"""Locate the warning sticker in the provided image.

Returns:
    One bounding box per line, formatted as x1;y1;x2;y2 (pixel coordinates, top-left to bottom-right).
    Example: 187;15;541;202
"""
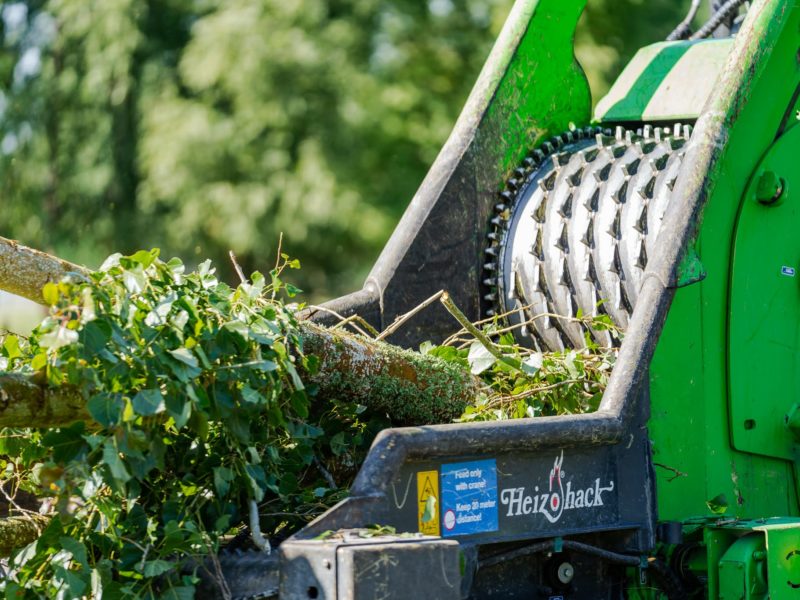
417;470;440;536
440;459;498;537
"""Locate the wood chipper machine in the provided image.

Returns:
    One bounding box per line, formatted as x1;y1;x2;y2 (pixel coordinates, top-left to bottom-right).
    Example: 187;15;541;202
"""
230;0;800;598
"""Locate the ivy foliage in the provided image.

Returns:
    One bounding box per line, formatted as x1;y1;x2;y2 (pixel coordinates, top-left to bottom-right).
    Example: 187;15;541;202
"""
0;249;618;597
0;249;371;598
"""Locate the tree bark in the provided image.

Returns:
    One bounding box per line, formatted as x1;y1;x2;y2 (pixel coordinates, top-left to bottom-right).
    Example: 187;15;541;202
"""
0;236;85;304
0;374;87;428
0;237;482;427
0;515;49;557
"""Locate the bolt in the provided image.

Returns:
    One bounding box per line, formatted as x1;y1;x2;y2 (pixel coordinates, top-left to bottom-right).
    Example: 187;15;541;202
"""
755;170;784;205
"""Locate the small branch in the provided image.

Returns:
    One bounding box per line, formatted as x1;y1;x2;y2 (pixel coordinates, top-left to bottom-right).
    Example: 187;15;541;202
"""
304;305;377;338
313;457;337;489
249;499;271;554
653;463;688;483
0;236;87;305
376;290;444;341
228;251;246;284
440;293;504;361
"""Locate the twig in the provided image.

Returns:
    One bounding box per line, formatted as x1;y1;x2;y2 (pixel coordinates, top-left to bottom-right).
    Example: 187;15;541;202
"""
305;304;377;338
376;290;444;341
440;292;522;373
228;251;247;284
274;232;284;274
487;378;601;406
314;457;337;489
653;463;688;483
249;499;271;554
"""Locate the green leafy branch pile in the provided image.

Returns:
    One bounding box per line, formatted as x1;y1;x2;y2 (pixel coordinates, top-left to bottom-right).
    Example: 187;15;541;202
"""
0;250;619;598
0;250;373;598
424;308;620;421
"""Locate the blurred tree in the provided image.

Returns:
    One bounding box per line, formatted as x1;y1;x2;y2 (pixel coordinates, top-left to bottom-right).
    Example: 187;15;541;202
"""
0;0;691;301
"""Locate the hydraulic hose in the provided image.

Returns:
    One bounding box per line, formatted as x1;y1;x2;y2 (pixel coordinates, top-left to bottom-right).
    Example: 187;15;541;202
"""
689;0;748;40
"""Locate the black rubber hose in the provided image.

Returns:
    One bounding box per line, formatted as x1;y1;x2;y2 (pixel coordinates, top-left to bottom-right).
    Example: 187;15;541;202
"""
666;0;702;41
647;558;689;600
689;0;748;40
478;539;641;569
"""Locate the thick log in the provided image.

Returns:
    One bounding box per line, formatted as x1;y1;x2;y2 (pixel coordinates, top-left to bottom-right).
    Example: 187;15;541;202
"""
0;236;85;304
0;374;87;427
0;515;49;557
302;323;480;425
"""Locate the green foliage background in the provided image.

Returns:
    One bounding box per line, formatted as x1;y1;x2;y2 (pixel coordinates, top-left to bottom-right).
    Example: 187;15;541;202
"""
0;0;694;301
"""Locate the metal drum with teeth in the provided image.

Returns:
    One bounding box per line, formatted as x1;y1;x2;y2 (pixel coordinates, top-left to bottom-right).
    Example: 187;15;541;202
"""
484;124;691;351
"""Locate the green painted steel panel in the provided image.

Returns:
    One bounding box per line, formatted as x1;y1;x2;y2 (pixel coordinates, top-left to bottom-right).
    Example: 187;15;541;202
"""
729;125;800;461
595;39;733;123
648;0;800;524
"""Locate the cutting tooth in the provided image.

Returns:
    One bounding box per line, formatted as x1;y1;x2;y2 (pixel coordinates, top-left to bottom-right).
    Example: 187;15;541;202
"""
532;228;544;259
635;205;648;234
667;177;677;191
586;188;600;212
613;178;629;203
615;126;624;141
673;123;682;137
507;178;520;190
523;157;536;169
552;153;568;167
636;241;648;269
487;232;498;241
499;190;514;202
625;130;633;144
484;293;497;302
543;141;555;154
622;160;640;176
559;195;573;218
654;128;662;143
555;223;569;251
484;262;497;271
533;199;547;223
565;131;575;143
593;163;612;183
585;256;599;284
581;220;595;247
494;203;507;213
514;167;526;178
596;133;606;147
533;149;546;162
636;185;648;200
643;124;653;139
609;210;622;239
682;124;692;139
491;216;503;226
485;247;497;257
486;309;495;317
609;244;623;274
483;278;495;287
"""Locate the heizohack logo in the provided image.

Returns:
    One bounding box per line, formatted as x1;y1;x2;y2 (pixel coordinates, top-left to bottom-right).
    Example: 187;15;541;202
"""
499;451;615;524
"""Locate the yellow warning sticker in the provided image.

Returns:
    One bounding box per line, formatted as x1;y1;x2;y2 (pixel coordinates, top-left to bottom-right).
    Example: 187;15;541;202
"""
417;470;440;536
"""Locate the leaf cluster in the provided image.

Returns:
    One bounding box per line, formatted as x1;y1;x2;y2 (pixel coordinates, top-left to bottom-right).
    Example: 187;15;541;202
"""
0;250;363;598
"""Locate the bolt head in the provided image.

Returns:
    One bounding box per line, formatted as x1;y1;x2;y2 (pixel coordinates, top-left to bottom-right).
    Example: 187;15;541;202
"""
756;170;784;204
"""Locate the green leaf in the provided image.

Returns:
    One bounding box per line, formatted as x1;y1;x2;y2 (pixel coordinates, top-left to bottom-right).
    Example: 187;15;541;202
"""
165;394;192;429
132;389;165;416
169;347;199;369
467;341;496;375
142;559;173;577
706;493;729;515
42;282;60;306
87;394;124;427
102;441;132;484
522;353;543;375
3;335;22;360
213;467;233;498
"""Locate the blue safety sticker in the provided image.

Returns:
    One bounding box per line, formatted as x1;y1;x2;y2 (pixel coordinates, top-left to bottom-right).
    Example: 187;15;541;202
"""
781;265;796;277
440;459;498;537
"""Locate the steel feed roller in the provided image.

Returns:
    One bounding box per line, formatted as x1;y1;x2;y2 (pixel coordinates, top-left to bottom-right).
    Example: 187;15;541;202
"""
485;124;692;351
